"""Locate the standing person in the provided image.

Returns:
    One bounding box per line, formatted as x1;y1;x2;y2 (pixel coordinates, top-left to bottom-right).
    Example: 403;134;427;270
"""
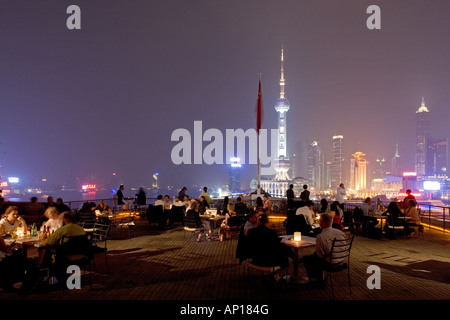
300;185;310;203
336;183;346;212
286;184;295;209
117;185;126;205
199;187;212;205
254;197;264;213
178;187;188;200
263;194;272;214
404;189;416;202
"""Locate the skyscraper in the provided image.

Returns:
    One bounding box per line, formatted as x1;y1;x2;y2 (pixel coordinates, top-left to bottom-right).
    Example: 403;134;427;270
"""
350;151;367;191
415;98;430;177
435;138;448;176
391;144;401;176
229;157;241;193
331;135;344;188
307;140;325;191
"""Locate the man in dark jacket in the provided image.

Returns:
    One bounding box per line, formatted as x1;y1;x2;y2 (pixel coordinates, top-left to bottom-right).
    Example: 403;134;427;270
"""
247;214;293;282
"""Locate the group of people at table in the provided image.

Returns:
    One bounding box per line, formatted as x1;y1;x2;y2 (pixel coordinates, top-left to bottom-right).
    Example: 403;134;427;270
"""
0;198;113;293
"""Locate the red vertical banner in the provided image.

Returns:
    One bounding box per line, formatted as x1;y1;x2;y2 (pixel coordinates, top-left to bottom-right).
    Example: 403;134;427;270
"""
256;77;263;134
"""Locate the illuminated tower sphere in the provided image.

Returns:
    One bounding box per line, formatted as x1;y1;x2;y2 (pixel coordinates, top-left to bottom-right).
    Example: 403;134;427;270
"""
274;47;290;181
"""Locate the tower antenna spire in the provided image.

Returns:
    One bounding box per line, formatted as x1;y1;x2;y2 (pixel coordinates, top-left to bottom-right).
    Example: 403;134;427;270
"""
280;46;285;99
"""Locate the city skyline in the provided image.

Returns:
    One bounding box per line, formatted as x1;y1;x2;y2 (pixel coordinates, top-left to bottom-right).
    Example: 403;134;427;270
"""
1;1;450;192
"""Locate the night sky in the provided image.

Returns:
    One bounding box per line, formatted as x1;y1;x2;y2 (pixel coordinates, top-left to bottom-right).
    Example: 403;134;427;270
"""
1;0;449;190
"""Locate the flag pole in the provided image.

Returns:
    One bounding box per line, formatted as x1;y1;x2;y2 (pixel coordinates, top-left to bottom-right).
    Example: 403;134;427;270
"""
257;73;261;195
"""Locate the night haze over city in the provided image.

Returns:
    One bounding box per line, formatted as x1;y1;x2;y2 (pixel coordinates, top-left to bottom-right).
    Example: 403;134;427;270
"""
1;0;450;200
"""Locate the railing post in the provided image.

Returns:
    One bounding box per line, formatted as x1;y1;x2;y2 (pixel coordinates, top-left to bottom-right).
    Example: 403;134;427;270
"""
429;205;431;230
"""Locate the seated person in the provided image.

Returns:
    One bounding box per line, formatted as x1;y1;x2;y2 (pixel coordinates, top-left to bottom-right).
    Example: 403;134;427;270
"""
0;206;28;236
40;207;64;233
235;197;249;216
295;200;316;226
360;197;378;226
96;200;112;215
185;200;211;240
163;195;172;211
77;202;97;227
404;199;420;236
55;198;70;214
263;195;272;215
154;195;165;208
301;213;347;285
37;212;88;281
361;197;375;216
198;196;209;215
0;236;28;292
172;197;185;207
247;214;293;282
330;201;344;230
319;199;329;213
243;211;259;236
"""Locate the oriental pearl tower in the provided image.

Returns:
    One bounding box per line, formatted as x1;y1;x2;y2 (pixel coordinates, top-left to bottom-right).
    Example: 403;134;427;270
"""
274;47;291;181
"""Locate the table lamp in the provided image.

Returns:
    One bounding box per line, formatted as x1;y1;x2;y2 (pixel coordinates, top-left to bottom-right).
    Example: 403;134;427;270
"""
294;232;302;242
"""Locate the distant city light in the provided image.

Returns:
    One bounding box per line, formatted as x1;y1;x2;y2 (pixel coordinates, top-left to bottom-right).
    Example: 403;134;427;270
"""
8;177;19;183
423;181;440;191
42;178;47;182
402;172;417;176
82;184;97;190
0;182;8;187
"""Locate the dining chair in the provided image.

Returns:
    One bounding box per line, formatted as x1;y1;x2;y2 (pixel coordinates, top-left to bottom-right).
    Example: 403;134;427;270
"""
91;222;110;272
57;234;94;291
183;212;205;241
117;214;136;239
323;234;355;299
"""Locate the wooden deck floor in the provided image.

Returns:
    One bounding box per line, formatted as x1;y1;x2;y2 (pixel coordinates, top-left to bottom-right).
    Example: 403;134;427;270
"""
3;217;450;315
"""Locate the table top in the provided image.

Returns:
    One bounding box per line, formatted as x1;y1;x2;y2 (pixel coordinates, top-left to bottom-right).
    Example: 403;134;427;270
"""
280;235;316;248
4;236;43;247
199;214;225;221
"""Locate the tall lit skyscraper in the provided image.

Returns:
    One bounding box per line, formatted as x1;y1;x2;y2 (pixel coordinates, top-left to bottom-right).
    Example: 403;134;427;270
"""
273;47;290;181
415;98;430;177
307;141;325;191
331;135;344;188
435;138;448;176
350;151;367;191
229;157;241;193
391;144;401;176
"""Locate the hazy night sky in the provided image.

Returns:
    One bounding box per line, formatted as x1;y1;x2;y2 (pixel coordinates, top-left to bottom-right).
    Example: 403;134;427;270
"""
1;0;449;191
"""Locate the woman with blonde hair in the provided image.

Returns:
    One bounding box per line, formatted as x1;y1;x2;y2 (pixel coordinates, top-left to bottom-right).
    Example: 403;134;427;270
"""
40;206;63;233
0;206;28;235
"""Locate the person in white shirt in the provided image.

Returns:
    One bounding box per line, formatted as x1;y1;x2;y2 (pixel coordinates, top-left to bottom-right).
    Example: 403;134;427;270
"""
0;206;27;236
361;197;375;217
199;187;212;205
295;201;315;226
163;195;172;210
336;183;346;211
300;213;347;285
243;211;259;236
40;207;63;233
